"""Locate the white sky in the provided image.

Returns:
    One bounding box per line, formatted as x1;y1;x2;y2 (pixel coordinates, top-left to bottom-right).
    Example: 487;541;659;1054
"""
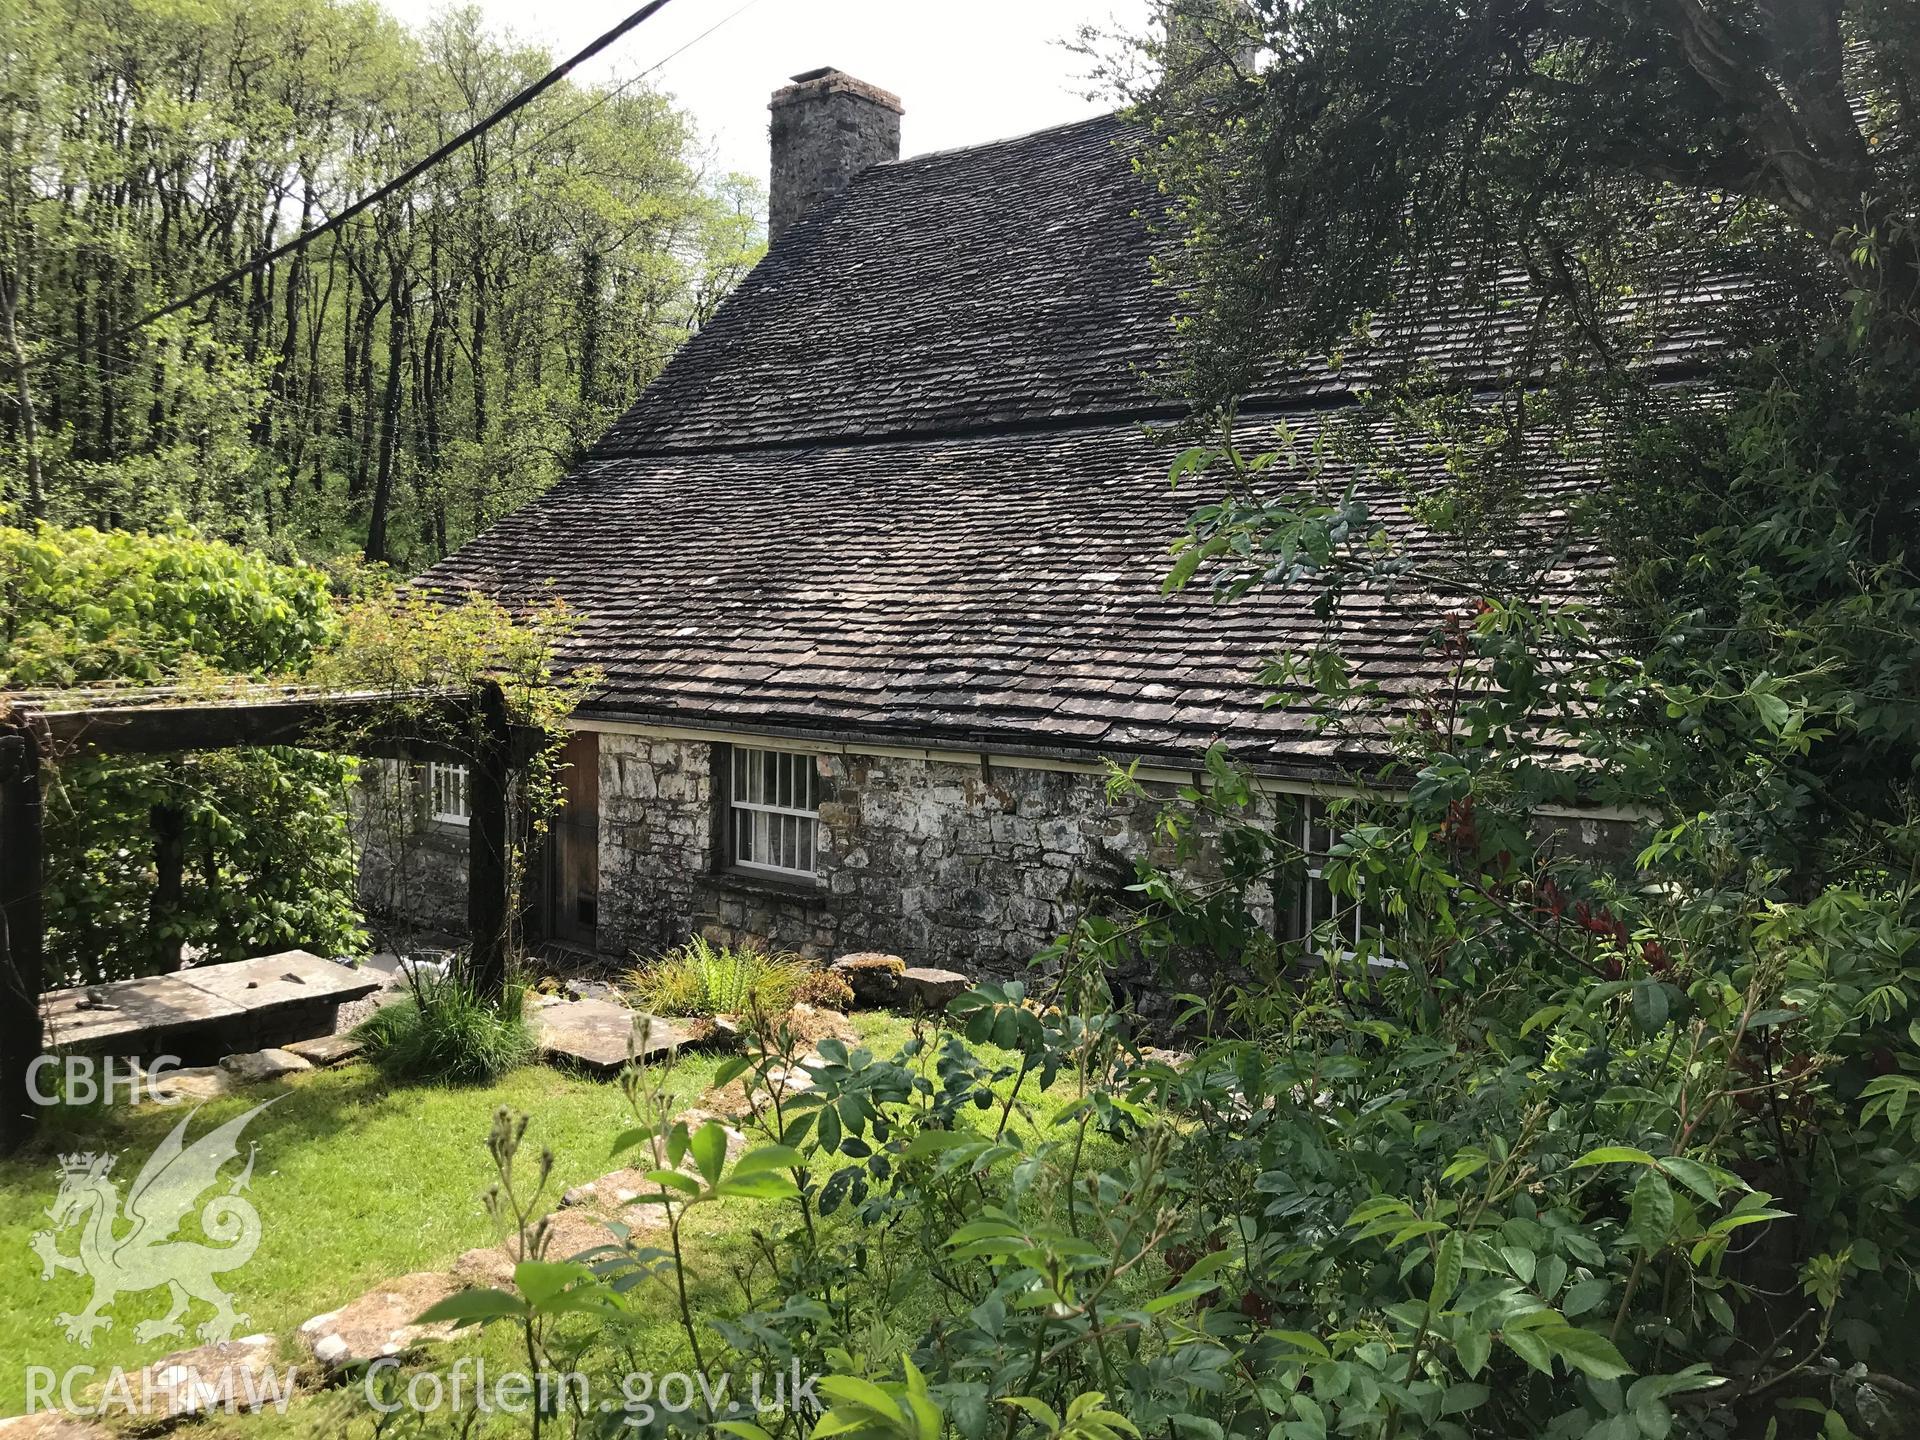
379;0;1155;188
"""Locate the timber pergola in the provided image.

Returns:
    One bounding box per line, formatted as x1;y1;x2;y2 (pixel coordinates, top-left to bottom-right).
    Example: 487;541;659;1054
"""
0;682;547;1152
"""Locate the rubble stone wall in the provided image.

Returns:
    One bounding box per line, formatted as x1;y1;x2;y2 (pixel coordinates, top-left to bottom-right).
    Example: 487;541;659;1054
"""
594;733;1274;1005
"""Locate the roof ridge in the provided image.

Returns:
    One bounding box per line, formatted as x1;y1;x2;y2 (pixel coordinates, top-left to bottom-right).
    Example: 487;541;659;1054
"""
876;109;1139;170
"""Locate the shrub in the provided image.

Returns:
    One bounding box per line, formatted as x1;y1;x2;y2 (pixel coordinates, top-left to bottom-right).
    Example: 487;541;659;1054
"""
0;523;363;982
354;975;535;1085
788;966;855;1010
625;936;823;1017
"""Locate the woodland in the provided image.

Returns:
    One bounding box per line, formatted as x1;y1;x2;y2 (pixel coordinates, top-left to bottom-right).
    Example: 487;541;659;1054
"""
0;0;762;568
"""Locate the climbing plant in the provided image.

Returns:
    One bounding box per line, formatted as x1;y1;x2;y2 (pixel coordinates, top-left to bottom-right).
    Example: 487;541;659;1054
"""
0;522;360;981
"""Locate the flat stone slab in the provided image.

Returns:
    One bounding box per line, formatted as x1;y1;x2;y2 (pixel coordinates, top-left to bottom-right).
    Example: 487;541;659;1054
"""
41;974;246;1054
1139;1046;1195;1071
897;967;970;1011
285;1033;364;1068
0;1414;113;1438
561;1112;749;1208
704;1055;825;1123
41;951;381;1056
533;997;684;1076
220;1048;313;1084
146;1065;236;1104
177;951;383;1010
296;1273;459;1377
453;1209;625;1287
127;1334;289;1425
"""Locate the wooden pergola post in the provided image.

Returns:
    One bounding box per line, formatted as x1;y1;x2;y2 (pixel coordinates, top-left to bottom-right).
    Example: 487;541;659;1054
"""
0;683;542;1154
0;725;45;1154
465;681;512;1000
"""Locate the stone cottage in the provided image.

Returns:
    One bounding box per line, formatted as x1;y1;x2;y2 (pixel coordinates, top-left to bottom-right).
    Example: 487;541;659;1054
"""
382;68;1662;974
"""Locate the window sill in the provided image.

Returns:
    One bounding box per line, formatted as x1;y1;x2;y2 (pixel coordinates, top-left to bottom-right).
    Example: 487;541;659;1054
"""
702;868;824;903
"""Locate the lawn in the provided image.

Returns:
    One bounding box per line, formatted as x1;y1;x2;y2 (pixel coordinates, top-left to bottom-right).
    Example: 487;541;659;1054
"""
0;1009;1060;1434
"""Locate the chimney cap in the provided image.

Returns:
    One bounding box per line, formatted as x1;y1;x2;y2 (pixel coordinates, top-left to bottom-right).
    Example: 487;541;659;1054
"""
770;67;904;115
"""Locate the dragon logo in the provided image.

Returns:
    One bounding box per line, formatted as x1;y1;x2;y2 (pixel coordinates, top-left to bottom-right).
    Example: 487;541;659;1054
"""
30;1102;273;1347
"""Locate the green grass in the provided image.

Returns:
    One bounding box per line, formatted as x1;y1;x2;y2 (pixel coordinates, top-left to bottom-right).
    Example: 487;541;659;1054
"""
625;935;845;1017
0;1010;1101;1435
353;978;538;1084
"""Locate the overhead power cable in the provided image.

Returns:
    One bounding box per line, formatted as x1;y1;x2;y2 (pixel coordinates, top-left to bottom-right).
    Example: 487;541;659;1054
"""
505;0;767;164
104;0;681;346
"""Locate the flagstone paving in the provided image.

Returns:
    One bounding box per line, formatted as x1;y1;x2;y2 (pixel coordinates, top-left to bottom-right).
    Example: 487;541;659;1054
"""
295;1273;460;1377
530;996;685;1076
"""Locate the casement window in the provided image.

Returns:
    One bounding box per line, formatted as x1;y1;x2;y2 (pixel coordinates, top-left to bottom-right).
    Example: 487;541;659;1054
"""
726;747;822;879
1287;797;1364;947
427;761;471;827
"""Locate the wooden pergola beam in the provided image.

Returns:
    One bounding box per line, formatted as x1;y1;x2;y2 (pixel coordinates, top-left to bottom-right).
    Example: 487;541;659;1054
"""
0;682;538;1154
28;686;543;764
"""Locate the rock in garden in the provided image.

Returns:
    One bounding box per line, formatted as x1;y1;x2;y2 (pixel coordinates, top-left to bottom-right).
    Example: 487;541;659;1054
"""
681;1014;745;1054
560;1114;749;1208
775;1003;859;1047
219;1049;312;1084
295;1273;460;1378
829;952;905;1008
534;997;684;1076
145;1066;235;1104
1139;1046;1195;1071
702;1055;824;1124
284;1034;364;1068
452;1209;623;1287
0;1414;114;1438
128;1334;289;1425
895;967;969;1011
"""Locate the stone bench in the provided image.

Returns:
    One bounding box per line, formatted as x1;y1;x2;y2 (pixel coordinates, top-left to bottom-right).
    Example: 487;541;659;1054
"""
40;950;384;1065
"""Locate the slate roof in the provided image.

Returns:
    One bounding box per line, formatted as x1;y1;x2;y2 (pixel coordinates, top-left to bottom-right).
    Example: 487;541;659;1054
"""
424;111;1709;774
593;116;1175;455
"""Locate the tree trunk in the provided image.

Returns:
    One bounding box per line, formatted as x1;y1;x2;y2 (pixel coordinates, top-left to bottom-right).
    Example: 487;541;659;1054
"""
0;273;44;521
364;266;406;563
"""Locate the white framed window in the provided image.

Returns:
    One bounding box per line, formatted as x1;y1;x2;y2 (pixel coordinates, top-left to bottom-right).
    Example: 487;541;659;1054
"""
1289;798;1363;947
727;747;821;879
427;761;471;827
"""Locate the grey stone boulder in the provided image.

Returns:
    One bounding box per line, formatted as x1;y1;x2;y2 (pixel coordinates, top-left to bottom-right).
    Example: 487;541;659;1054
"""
896;967;970;1012
829;952;905;1009
220;1049;313;1084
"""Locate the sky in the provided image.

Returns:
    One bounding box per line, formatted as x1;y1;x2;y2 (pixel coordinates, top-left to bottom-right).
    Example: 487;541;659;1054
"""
379;0;1157;187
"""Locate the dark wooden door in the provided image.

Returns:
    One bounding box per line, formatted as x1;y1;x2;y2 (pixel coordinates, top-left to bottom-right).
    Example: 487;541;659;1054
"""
549;732;599;947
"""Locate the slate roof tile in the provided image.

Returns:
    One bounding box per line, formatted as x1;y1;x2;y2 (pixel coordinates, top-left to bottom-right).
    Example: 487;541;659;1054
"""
422;110;1729;773
426;415;1607;770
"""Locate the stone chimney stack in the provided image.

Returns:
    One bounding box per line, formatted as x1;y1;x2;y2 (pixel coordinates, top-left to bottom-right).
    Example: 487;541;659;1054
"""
768;68;903;243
